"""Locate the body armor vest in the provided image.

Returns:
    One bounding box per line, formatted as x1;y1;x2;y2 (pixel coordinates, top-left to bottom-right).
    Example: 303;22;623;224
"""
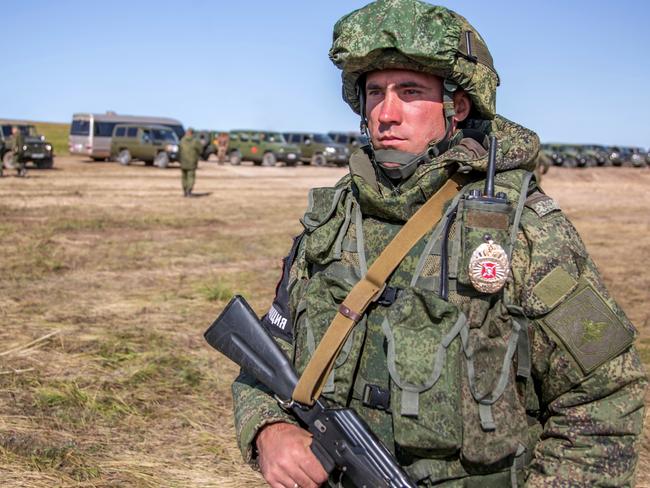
289;166;538;486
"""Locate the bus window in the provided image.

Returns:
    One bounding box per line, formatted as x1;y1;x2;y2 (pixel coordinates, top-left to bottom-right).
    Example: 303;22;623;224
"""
95;122;117;137
71;120;90;135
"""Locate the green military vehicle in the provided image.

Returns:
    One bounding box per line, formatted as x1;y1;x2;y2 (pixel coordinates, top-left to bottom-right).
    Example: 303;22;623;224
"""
581;145;609;166
227;130;301;166
1;120;54;169
283;132;349;166
196;130;217;161
110;124;179;167
540;144;566;167
328;131;368;156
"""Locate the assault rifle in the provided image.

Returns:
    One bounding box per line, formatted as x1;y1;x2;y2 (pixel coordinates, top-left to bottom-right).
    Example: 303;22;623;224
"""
204;295;416;488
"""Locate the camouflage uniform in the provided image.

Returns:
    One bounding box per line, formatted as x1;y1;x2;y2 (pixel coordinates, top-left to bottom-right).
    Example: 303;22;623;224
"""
232;1;647;486
179;132;202;196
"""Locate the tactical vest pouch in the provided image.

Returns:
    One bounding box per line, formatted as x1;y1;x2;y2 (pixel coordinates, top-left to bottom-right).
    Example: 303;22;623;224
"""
292;270;365;405
459;300;530;467
457;198;513;288
381;287;464;455
302;187;350;265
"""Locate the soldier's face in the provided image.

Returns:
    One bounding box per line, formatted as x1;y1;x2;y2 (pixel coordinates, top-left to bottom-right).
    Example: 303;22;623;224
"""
365;69;445;154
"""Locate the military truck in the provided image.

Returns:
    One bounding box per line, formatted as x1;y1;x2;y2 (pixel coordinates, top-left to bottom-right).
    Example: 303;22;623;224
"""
0;120;54;169
227;130;301;166
328;131;368;155
283;132;349;166
110;124;179;167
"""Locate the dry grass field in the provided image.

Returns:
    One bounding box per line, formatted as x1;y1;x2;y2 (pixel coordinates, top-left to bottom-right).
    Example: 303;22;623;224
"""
0;157;648;487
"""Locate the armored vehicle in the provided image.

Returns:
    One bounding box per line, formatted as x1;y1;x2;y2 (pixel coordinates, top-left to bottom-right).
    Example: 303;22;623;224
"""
110;124;179;167
283;132;349;166
328;131;368;155
0;120;54;169
227;130;300;166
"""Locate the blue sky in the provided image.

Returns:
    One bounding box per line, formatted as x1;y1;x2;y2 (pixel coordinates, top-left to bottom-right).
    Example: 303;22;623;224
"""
3;1;649;147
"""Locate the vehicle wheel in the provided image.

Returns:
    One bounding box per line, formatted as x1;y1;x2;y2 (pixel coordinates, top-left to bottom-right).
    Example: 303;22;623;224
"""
117;149;132;166
310;153;327;166
262;152;276;167
154;152;169;168
36;158;54;169
2;151;15;169
229;150;242;166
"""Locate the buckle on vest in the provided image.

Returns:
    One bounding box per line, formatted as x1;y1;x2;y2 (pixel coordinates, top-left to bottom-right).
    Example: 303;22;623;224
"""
376;286;400;306
362;384;391;411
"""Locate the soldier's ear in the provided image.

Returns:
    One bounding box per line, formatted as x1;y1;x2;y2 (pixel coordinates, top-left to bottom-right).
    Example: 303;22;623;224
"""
452;90;471;123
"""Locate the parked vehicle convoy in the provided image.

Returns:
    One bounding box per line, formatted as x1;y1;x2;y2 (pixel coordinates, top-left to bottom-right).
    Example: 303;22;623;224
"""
110;124;179;167
283;132;349;166
0;119;54;169
328;131;368;155
69;112;184;161
227;130;301;166
581;145;609;166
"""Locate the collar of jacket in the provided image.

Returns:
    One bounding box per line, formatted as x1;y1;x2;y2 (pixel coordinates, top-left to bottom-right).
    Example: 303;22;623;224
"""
347;115;539;223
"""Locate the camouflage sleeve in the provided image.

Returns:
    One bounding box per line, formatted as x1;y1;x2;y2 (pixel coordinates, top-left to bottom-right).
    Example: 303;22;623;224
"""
230;233;307;465
510;199;648;487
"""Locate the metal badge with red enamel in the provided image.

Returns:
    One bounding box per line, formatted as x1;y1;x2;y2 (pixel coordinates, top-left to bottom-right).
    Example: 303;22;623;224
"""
468;237;510;293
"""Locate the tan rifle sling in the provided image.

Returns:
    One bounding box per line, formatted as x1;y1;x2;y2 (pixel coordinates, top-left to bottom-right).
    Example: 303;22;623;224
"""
292;173;467;405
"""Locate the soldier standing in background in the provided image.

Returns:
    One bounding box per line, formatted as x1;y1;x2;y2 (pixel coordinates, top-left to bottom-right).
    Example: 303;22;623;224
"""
216;132;229;164
12;126;27;177
230;1;647;487
179;128;202;197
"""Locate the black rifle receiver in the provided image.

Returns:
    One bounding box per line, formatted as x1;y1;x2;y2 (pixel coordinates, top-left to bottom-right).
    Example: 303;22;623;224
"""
204;295;416;488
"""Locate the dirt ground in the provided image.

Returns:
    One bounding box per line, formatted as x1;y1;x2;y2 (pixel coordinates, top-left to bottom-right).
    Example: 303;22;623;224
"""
0;157;648;487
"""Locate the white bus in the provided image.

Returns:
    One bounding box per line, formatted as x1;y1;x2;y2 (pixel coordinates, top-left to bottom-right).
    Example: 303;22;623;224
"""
69;112;184;160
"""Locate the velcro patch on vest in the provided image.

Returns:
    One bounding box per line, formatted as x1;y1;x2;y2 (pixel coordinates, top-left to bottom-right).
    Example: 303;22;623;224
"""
532;267;578;310
465;209;510;229
541;284;634;374
525;193;560;218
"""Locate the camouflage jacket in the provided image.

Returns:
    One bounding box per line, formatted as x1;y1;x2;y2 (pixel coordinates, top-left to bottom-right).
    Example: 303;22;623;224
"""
232;116;647;487
179;135;202;170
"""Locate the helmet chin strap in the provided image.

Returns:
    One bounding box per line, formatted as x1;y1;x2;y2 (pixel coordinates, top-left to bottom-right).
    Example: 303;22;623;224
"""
357;78;460;188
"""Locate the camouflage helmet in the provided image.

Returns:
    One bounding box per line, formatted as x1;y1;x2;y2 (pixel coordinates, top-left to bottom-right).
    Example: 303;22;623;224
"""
329;0;500;120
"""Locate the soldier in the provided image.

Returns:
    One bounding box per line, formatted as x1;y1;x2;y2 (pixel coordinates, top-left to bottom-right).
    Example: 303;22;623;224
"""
231;1;647;487
179;127;202;197
11;126;27;177
216;131;230;165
